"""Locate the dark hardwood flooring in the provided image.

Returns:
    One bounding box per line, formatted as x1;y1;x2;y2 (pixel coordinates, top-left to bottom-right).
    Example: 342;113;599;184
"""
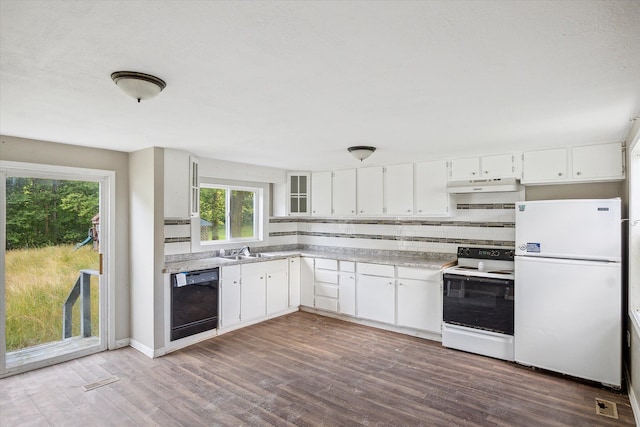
0;312;634;426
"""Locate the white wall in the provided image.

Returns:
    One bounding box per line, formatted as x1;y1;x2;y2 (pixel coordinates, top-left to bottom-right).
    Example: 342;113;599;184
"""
129;147;166;354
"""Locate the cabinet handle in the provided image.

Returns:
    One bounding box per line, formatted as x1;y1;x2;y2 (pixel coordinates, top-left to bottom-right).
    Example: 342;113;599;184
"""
360;210;364;213
576;171;582;176
398;282;403;286
418;209;423;213
268;275;272;279
260;276;264;279
558;172;563;176
484;170;488;174
407;209;411;213
471;172;476;175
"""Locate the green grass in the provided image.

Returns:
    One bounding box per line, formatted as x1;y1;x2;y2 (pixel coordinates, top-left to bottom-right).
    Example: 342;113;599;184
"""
4;245;100;352
202;225;255;241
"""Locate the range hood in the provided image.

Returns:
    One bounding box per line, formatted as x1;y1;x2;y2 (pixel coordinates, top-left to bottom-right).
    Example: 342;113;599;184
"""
446;177;520;193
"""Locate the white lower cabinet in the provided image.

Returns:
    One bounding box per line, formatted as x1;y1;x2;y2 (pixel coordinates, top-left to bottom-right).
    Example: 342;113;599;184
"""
339;261;356;316
240;263;267;322
396;267;442;333
356;263;395;324
241;259;288;321
288;257;301;307
314;258;339;312
266;261;289;316
300;257;315;307
220;265;241;329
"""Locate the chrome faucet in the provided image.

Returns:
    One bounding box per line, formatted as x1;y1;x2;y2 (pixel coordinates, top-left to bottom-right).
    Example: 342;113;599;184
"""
240;246;250;256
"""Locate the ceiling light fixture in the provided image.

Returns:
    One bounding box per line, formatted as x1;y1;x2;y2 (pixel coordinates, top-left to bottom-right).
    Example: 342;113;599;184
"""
111;71;166;103
348;146;376;161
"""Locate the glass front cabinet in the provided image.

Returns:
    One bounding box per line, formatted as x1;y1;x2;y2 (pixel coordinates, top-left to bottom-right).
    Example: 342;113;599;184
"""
287;172;310;216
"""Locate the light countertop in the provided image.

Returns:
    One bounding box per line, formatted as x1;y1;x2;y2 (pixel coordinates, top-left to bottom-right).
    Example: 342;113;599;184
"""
164;249;456;274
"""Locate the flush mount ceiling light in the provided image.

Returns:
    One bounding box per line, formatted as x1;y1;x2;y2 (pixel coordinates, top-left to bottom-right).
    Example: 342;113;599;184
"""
111;71;166;103
348;146;376;161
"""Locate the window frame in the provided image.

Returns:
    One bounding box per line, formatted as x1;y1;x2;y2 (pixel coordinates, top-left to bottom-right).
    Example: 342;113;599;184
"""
194;178;265;249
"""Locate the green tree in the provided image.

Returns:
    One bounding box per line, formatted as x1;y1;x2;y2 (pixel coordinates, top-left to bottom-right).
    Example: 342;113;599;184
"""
5;177;99;249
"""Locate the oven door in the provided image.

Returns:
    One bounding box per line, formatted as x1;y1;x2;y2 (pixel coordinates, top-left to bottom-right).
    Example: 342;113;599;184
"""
443;273;514;335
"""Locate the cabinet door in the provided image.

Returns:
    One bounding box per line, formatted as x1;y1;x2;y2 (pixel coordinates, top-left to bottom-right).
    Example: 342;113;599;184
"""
356;274;395;324
311;171;332;216
287;173;310;216
288;257;300;307
300;258;315;307
522;148;568;183
266;269;289;315
572;142;624;180
385;164;414;215
481;154;514;179
339;271;356;316
164;149;191;218
220;265;241;328
397;278;442;333
240;270;266;322
332;169;357;215
415;160;454;216
357;166;384;215
449;157;480;180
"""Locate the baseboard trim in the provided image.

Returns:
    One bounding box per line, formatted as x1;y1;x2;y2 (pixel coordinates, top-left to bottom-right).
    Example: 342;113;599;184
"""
129;339;156;358
113;338;130;350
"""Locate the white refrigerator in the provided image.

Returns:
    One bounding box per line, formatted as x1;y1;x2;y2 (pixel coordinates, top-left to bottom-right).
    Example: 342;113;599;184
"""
514;198;621;387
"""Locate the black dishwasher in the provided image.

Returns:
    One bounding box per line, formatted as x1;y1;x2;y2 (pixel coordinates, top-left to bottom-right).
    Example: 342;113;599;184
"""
170;268;219;341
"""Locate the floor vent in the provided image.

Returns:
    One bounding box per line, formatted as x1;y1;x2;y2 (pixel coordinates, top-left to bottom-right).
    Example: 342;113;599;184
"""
595;398;618;419
82;376;120;392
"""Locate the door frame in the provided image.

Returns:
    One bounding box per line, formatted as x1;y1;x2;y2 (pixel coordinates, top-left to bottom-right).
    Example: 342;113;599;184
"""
0;160;115;377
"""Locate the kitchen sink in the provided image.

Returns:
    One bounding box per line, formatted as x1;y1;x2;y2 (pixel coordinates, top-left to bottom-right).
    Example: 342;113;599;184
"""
222;253;270;260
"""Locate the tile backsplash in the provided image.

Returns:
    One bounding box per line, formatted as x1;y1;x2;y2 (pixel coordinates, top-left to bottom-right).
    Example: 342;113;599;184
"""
165;192;520;257
268;192;520;254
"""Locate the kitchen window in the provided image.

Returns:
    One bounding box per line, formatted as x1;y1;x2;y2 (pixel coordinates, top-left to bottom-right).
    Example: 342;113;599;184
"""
199;183;262;244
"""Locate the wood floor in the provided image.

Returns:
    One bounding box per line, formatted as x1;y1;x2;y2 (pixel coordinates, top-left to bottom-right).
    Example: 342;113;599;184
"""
0;312;635;426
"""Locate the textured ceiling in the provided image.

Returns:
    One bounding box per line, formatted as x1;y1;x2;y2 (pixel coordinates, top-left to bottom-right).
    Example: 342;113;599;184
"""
1;1;639;171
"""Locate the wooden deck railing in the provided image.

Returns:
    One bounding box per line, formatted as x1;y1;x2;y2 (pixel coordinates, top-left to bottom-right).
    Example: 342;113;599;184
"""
62;269;99;339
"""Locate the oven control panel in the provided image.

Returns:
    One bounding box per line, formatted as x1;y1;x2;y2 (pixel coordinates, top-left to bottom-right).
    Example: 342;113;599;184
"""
457;246;514;261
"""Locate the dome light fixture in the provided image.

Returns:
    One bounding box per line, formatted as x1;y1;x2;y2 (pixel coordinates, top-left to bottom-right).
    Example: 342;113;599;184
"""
111;71;166;103
348;146;376;161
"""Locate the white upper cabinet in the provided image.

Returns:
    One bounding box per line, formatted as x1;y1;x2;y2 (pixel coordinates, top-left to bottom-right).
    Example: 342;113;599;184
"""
449;156;481;180
571;142;624;181
311;171;332;216
164;149;191;219
287;172;310;216
332;169;357;216
522;143;624;185
480;154;515;179
384;163;414;216
415;160;455;217
357;166;384;215
522;148;569;184
449;154;515;181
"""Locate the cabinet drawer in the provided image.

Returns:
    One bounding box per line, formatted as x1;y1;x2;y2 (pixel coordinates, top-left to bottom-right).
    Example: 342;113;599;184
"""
358;263;394;277
315;258;338;270
315;283;338;298
315;269;338;284
315;296;338;312
340;261;355;272
397;267;440;281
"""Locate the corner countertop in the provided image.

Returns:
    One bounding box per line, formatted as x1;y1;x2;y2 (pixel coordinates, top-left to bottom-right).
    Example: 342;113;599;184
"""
164;249;456;274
